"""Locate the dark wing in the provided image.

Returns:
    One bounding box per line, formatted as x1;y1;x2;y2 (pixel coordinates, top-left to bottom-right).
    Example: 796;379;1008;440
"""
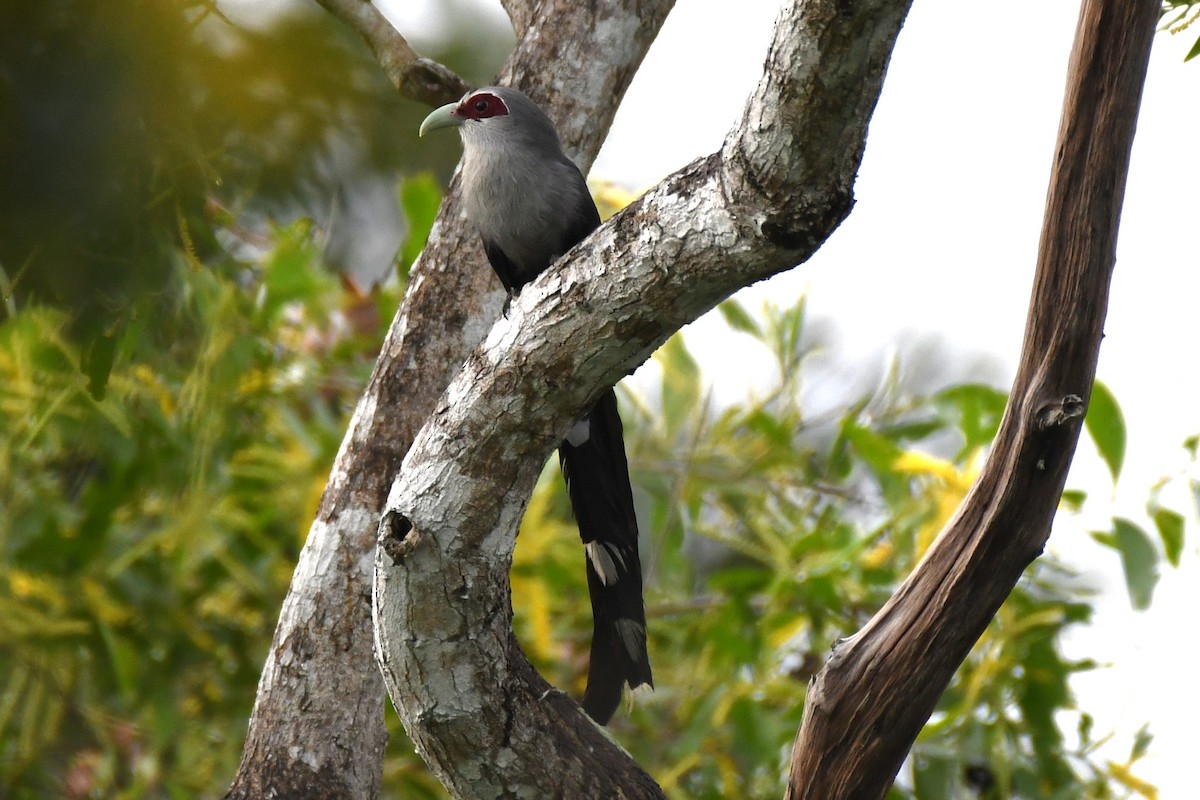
557;174;602;255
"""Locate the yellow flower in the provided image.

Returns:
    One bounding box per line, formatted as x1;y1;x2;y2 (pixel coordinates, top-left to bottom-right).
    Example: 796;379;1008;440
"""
1108;761;1158;799
133;364;175;417
893;448;984;555
860;540;894;570
510;479;566;662
589;180;643;221
82;578;133;626
9;570;64;608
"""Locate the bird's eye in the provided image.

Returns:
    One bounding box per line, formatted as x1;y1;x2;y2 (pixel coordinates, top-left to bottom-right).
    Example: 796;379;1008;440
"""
460;92;509;121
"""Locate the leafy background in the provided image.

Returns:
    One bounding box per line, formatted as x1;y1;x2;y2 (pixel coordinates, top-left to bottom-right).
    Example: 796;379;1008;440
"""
1;1;1195;798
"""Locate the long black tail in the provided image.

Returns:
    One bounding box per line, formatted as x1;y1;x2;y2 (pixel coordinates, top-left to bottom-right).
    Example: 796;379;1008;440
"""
558;388;652;724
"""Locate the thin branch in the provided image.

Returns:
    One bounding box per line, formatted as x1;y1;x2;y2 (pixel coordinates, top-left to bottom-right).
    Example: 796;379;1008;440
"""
372;0;912;796
784;0;1160;796
312;0;468;105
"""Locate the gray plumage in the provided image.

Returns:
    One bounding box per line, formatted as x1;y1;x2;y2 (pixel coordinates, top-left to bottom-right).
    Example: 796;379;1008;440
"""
456;87;601;292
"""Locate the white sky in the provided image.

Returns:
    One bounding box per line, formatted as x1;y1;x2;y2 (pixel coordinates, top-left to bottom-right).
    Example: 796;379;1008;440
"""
385;0;1198;794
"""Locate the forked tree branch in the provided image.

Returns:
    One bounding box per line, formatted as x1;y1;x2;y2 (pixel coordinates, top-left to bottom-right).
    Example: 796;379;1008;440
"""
312;0;468;104
372;0;913;796
227;2;673;798
784;0;1159;796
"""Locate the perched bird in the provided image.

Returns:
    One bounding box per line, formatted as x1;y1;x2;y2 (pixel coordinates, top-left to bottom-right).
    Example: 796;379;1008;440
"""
420;87;651;724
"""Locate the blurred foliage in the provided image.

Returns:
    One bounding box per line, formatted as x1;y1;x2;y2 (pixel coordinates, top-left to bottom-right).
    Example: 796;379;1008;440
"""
0;155;452;796
0;0;505;397
1085;381;1126;485
1083;432;1200;612
1162;1;1200;60
0;210;414;796
1073;377;1197;613
0;0;500;790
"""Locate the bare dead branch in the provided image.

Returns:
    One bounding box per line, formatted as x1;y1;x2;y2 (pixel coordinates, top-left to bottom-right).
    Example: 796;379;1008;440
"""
783;0;1160;797
372;0;913;797
312;0;468;105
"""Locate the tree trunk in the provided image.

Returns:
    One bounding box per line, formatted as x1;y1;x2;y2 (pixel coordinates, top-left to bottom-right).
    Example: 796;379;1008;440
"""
226;2;673;798
372;0;913;797
784;0;1159;796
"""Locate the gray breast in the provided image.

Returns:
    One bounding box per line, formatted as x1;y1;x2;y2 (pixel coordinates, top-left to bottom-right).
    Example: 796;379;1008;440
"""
461;135;584;275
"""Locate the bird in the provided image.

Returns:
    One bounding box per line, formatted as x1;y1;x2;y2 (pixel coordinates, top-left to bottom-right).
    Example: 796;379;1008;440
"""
420;86;652;724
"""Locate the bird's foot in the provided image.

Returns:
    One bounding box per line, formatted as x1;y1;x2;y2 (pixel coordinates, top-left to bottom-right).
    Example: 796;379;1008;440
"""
502;290;519;318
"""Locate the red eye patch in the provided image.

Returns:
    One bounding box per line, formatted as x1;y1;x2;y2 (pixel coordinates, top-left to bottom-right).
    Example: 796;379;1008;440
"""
456;91;509;121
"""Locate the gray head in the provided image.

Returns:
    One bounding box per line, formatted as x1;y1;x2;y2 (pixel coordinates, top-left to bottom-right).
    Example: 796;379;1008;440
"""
419;86;595;284
419;86;565;156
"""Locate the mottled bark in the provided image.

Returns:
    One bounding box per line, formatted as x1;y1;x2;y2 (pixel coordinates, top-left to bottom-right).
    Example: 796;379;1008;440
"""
499;0;536;40
226;2;674;798
784;0;1159;797
372;0;913;797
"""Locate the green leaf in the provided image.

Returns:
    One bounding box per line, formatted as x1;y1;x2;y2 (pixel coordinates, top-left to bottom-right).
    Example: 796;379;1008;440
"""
1186;33;1200;62
743;406;792;450
1084;380;1125;483
1059;489;1087;512
398;173;443;282
1151;507;1184;567
82;326;121;401
718;299;761;338
1110;518;1160;610
773;297;806;366
842;421;903;475
655;334;701;437
879;417;945;443
1161;6;1190;29
934;383;1008;456
1129;723;1153;762
1183;433;1198;459
1077;712;1094;747
262;218;327;318
911;752;954;800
